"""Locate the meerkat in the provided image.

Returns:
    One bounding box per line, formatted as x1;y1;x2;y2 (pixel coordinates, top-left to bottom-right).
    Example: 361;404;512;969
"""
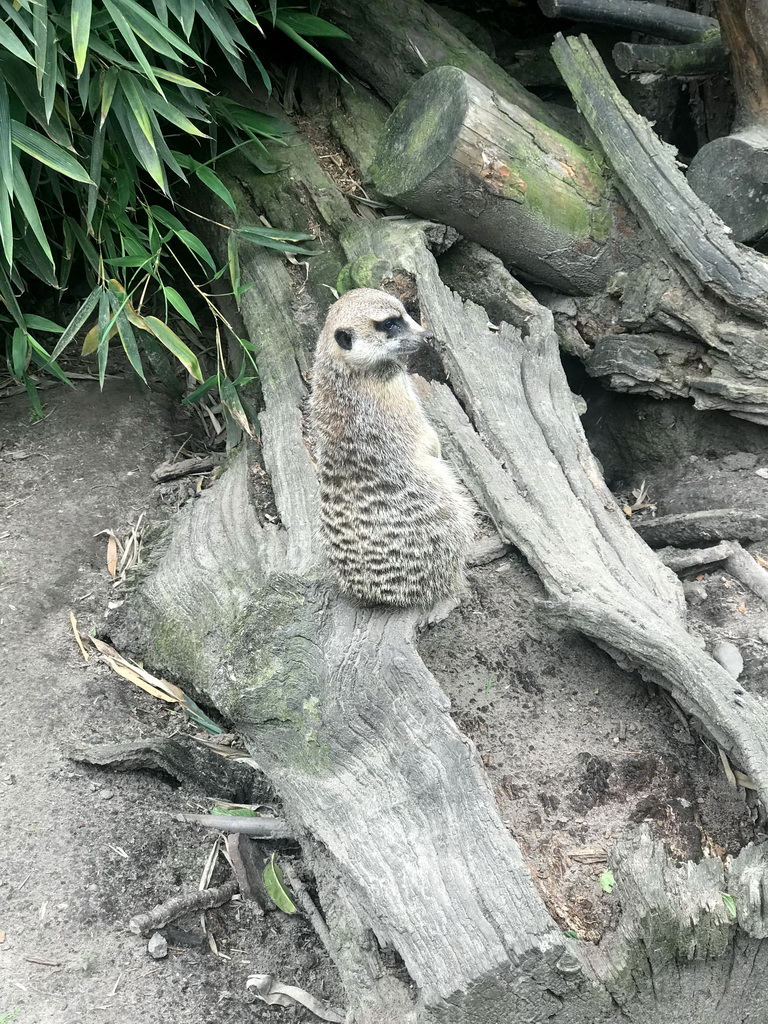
309;287;475;608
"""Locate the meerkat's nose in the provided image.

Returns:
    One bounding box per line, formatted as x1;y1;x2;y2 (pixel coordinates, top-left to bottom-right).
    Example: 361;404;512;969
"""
422;328;435;342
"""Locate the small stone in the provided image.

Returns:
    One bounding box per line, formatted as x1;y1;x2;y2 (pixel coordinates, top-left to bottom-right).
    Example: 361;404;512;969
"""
99;788;114;800
683;581;708;606
756;468;768;480
722;452;758;471
148;933;168;960
712;641;744;680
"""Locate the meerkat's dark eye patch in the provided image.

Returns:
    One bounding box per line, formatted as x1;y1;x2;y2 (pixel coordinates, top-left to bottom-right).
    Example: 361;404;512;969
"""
374;316;403;334
335;328;353;350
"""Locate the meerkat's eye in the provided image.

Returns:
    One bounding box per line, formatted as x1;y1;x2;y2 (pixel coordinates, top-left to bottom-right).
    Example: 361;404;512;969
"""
374;316;402;333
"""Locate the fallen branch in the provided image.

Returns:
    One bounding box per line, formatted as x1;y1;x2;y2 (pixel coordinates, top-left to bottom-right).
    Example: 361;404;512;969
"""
725;542;768;607
634;509;768;548
176;813;294;838
539;0;719;43
128;878;238;936
613;35;727;76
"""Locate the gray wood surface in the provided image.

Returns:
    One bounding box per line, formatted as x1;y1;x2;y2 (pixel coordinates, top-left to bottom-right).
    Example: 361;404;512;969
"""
115;148;768;1021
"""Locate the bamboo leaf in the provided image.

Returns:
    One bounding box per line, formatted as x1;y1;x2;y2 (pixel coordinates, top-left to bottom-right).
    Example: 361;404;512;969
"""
162;285;199;328
152;67;208;91
112;91;166;190
227;231;240;306
48;286;101;363
108;286;146;382
0;79;12;195
145;90;207;137
27;334;74;387
182;372;217;404
41;11;57;123
22;370;44;418
185;158;236;210
272;11;351;37
228;0;259;25
118;72;155;145
11;326;28;378
235;224;318;255
100;66;119;124
220;376;252;436
274;21;348;79
31;0;47;91
23;314;63;333
0;182;12;265
11;121;92;182
143;314;202;379
86;118;105;230
102;0;165;95
0;263;25;327
97;288;111;386
71;0;92;78
0;19;35;66
262;854;296;914
111;0;201;61
12;154;54;266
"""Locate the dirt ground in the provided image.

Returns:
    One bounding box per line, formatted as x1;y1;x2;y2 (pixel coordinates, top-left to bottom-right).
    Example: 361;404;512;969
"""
3;375;768;1019
0;380;338;1024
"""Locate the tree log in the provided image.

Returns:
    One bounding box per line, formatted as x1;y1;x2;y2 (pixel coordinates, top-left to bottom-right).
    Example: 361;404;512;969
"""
687;0;768;242
371;65;642;293
546;34;768;424
613;34;727;77
538;0;720;43
323;0;578;138
117;191;768;1017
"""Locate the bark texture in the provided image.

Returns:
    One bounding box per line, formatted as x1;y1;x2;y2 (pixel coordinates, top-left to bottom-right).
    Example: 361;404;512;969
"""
371;65;640;293
119;206;768;1019
548;34;768;424
687;0;768;241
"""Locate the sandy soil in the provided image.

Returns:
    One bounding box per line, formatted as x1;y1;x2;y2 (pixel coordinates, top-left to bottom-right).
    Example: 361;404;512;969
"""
2;377;768;1019
0;381;335;1024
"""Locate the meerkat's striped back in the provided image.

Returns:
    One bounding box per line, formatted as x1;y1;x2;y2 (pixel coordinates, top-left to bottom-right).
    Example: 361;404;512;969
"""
310;288;474;608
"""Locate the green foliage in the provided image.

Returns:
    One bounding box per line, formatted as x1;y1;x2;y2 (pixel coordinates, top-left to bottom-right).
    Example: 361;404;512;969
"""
262;852;297;913
0;0;342;422
599;870;616;894
721;892;737;919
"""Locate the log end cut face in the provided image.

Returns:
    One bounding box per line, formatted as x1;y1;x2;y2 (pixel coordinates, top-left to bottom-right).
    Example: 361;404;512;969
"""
372;65;469;198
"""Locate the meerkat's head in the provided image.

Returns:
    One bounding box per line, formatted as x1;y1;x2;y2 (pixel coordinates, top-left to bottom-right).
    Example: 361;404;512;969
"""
318;288;434;374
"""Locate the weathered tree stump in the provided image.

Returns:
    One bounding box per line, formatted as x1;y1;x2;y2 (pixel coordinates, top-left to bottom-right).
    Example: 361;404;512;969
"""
117;194;768;1017
371;65;641;293
547;33;768;424
687;0;768;242
110;20;768;1020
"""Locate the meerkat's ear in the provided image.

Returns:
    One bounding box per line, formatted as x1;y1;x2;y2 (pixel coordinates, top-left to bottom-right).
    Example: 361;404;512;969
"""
334;328;353;351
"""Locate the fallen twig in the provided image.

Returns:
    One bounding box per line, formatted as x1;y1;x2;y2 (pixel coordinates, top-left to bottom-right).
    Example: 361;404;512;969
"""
128;878;239;936
175;812;294;839
724;542;768;607
151;455;218;483
281;861;334;957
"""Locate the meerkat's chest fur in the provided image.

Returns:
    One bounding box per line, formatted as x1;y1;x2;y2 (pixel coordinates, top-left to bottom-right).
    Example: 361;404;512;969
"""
311;356;474;608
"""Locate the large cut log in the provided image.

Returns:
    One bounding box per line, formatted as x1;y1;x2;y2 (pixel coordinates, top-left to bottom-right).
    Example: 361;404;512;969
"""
687;0;768;243
544;34;768;424
371;65;643;293
322;0;577;138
